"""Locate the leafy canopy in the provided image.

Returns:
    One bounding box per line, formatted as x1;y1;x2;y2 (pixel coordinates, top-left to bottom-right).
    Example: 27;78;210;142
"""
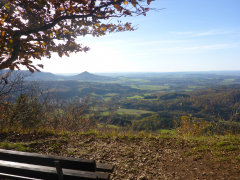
0;0;156;72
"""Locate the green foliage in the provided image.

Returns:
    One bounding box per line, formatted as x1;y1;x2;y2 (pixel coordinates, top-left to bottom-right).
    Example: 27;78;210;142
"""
2;71;240;135
11;93;42;129
177;116;213;138
159;93;190;100
131;113;174;131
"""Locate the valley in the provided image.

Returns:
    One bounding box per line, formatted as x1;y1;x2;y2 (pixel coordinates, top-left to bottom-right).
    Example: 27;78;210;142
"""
5;70;240;133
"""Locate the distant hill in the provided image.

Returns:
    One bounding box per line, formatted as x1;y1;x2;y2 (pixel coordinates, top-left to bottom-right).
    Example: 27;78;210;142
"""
0;70;51;81
25;71;64;81
39;80;141;99
0;70;114;82
0;69;64;81
66;71;115;81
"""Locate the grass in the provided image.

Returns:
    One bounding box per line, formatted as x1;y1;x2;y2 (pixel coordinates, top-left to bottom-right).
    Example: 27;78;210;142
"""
155;90;168;94
186;134;240;162
103;93;119;101
104;93;119;96
126;95;158;101
184;89;194;92
157;129;176;135
97;123;120;129
127;95;144;99
100;111;111;115
129;79;150;82
0;142;31;152
222;79;235;83
189;85;206;89
143;93;152;96
130;85;170;90
117;108;154;115
118;77;129;81
104;97;111;101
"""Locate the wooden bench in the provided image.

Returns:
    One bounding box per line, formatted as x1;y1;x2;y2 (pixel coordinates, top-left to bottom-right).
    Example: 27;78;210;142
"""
0;149;115;180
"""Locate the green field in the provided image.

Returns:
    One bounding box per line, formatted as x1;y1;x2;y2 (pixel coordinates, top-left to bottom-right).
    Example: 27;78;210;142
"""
104;93;119;96
104;97;111;101
155;91;168;94
189;85;206;89
143;93;152;96
117;108;154;115
184;89;193;92
222;79;235;83
130;85;170;90
103;93;119;101
127;95;144;99
118;77;129;80
129;79;150;82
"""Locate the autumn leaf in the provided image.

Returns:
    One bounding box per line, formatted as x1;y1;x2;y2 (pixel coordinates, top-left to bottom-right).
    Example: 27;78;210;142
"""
132;0;137;7
101;27;107;31
0;0;157;72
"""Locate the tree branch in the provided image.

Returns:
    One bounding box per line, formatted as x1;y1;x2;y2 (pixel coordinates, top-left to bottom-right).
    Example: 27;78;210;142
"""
0;42;20;70
0;0;147;70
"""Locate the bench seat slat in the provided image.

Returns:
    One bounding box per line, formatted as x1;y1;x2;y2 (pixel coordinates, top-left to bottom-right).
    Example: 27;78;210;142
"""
0;172;44;180
0;160;110;180
0;149;96;172
0;173;44;180
96;163;115;173
0;149;115;173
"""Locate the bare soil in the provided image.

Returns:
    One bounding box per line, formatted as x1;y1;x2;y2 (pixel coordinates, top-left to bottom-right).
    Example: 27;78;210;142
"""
0;132;240;180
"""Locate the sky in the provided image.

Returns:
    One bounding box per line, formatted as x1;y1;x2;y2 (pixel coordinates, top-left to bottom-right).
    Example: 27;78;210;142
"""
34;0;240;74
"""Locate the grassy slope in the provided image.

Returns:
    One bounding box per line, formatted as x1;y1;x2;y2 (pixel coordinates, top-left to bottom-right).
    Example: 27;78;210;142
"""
117;108;154;115
0;130;239;179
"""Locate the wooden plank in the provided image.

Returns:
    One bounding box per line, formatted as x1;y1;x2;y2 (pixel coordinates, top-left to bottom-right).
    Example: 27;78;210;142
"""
54;160;64;180
0;149;96;172
0;160;111;180
96;163;115;173
0;172;43;180
0;149;115;173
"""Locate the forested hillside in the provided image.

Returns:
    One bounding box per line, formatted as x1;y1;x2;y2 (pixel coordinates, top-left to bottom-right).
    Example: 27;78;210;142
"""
1;71;240;134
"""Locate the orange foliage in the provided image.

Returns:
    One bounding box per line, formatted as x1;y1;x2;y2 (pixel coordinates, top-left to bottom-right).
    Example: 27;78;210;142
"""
177;116;213;137
0;0;156;72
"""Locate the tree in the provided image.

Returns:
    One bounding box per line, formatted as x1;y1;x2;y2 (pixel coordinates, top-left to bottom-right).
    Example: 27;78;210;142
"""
0;70;30;102
0;0;157;72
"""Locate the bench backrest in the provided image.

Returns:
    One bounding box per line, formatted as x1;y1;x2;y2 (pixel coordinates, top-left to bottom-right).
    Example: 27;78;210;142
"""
0;149;96;172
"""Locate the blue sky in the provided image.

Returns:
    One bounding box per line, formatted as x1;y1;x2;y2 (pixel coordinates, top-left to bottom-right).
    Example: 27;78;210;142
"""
39;0;240;74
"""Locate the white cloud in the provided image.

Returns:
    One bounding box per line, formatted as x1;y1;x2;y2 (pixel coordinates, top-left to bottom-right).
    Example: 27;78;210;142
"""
194;31;215;37
170;30;234;37
193;30;234;37
150;44;236;54
127;40;189;46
